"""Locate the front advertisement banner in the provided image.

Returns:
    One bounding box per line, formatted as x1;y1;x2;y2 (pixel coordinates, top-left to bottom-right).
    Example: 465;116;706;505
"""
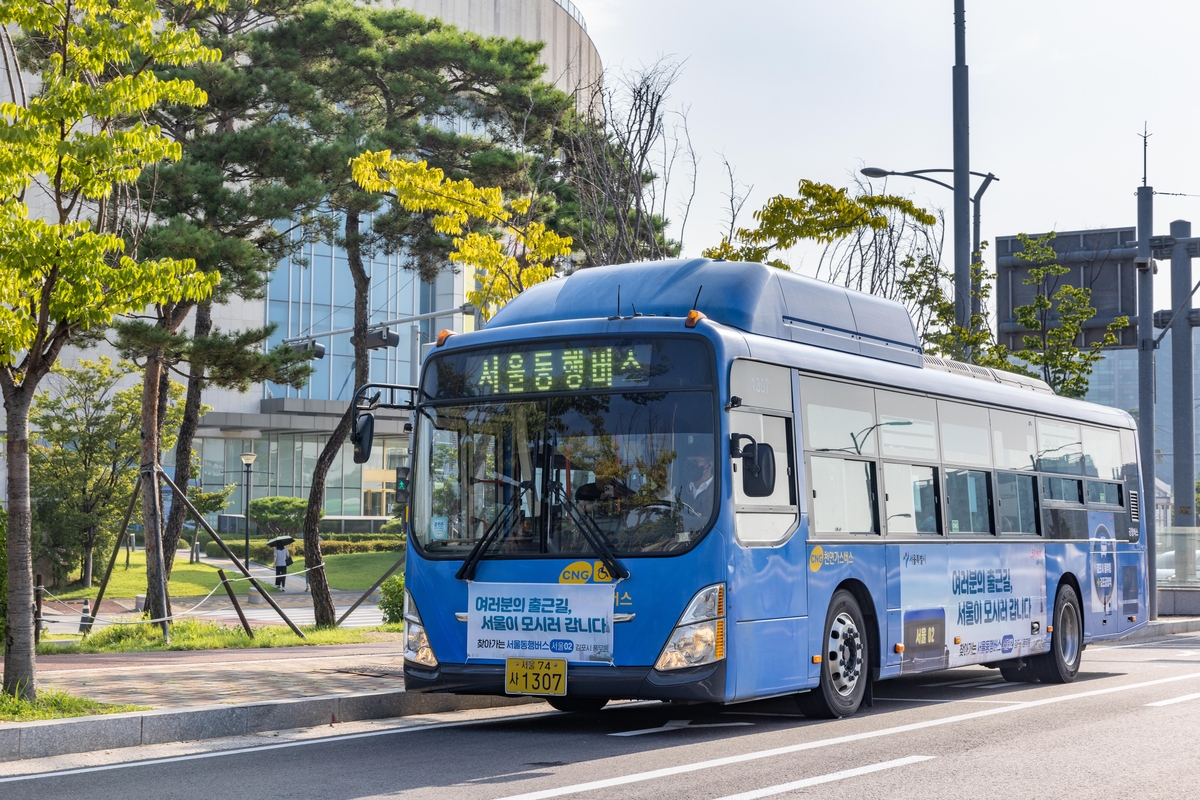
467;582;614;663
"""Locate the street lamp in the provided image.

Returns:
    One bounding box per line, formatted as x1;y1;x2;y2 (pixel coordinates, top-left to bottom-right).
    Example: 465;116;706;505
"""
240;451;257;565
860;166;997;318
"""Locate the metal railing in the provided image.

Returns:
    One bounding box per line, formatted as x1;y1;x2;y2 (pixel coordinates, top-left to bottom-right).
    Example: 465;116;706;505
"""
553;0;587;32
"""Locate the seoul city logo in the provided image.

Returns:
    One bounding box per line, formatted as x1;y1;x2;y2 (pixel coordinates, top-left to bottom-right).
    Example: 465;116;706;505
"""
903;552;926;568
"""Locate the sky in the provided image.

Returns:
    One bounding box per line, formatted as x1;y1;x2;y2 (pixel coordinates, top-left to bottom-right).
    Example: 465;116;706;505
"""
572;0;1200;307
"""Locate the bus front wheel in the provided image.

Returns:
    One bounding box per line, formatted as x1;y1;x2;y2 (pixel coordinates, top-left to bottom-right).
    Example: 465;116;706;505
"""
796;590;869;719
1030;584;1083;684
548;697;609;713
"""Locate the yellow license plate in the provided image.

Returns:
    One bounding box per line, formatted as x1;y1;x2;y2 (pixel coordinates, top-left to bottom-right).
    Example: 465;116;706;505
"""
505;658;567;696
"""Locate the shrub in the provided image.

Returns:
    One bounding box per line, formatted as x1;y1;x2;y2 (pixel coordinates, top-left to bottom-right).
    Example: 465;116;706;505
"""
379;574;405;624
204;538;402;562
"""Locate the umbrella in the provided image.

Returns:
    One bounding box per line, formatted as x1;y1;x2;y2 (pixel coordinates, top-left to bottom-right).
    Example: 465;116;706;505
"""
265;535;295;548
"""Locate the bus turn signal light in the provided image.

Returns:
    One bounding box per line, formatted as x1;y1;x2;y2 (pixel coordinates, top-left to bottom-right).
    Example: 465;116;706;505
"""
812;655;822;664
894;644;905;654
436;329;456;347
685;309;707;328
954;637;962;645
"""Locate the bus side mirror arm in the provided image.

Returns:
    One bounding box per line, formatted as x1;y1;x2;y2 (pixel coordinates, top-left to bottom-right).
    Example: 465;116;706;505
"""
730;433;760;476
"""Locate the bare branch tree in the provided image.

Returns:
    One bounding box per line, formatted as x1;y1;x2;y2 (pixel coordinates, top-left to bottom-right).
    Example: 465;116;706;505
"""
718;153;753;246
562;57;697;266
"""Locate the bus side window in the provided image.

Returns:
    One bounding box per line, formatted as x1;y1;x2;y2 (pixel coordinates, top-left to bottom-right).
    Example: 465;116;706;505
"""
944;468;993;534
810;456;878;535
882;462;940;535
997;472;1039;534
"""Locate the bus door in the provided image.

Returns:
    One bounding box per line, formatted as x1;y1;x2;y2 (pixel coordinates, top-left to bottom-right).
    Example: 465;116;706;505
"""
726;361;805;699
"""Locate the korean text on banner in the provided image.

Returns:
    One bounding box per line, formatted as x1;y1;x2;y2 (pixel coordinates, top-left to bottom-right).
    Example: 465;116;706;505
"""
468;582;614;663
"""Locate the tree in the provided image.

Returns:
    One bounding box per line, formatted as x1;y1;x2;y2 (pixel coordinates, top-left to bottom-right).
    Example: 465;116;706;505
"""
1010;232;1129;398
259;1;571;624
703;180;936;270
0;0;220;698
114;0;318;621
559;59;697;266
247;496;314;539
30;358;183;588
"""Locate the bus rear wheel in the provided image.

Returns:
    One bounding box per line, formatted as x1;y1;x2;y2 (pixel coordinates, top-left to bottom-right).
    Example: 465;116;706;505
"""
1030;584;1083;684
796;590;869;719
547;697;609;713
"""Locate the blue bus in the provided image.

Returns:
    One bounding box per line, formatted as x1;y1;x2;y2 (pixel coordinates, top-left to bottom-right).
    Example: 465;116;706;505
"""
393;258;1147;719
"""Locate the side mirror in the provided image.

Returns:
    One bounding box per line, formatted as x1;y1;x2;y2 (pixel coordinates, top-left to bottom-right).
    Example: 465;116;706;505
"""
395;466;411;506
731;433;775;497
351;413;375;464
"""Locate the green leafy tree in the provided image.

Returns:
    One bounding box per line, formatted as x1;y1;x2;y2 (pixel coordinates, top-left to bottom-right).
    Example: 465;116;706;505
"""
1010;233;1129;398
112;0;318;621
0;0;220;698
259;1;570;624
703;180;936;269
247;496;316;539
30;358;184;588
897;246;1027;373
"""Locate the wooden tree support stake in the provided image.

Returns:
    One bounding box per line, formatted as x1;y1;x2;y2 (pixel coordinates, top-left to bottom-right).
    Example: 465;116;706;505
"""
217;569;254;639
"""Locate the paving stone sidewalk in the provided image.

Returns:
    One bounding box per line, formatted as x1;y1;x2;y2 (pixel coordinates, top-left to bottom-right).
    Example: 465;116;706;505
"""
21;644;409;710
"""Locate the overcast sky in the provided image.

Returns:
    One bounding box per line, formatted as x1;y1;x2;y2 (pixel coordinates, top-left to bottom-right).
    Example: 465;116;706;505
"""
573;0;1200;306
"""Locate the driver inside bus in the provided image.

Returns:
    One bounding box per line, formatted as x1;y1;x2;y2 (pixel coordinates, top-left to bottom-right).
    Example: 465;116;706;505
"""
682;452;715;521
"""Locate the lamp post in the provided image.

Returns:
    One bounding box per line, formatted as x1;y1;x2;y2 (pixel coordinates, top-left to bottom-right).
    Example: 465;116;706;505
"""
240;451;257;565
860;166;997;318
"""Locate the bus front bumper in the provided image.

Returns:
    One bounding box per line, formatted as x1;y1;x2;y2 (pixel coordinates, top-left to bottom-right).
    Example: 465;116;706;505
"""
404;660;727;703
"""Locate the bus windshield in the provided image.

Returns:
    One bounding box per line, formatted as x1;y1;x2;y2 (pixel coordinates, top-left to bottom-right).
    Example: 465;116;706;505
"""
413;339;716;558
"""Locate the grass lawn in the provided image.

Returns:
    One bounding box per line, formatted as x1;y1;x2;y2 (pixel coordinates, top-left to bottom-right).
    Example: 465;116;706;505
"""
292;551;403;591
50;550;401;601
53;551;223;601
0;689;147;723
36;619;404;655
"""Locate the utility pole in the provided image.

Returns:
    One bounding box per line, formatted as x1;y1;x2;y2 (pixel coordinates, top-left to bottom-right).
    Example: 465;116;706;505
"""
1170;219;1195;591
1136;185;1157;619
952;0;971;332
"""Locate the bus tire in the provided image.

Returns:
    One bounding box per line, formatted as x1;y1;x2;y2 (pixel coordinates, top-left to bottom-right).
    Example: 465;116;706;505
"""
1031;584;1083;684
999;665;1037;683
796;590;869;719
547;697;609;713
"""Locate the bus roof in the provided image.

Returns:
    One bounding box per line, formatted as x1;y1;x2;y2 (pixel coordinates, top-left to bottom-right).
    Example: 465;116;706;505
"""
487;258;924;367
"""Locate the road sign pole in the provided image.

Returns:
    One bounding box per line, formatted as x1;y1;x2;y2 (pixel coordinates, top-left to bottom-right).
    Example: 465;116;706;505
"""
1171;220;1197;586
952;0;972;332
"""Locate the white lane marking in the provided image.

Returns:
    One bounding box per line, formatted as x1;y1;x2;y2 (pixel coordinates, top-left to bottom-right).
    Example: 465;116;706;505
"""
610;720;753;737
1145;691;1200;707
712;755;935;800
493;671;1200;800
0;711;558;784
720;711;809;718
874;697;1022;705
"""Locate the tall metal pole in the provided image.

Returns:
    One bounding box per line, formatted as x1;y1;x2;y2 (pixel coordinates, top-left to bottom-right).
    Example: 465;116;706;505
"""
952;0;971;331
1136;185;1157;619
243;461;252;566
970;173;996;318
1171;219;1196;587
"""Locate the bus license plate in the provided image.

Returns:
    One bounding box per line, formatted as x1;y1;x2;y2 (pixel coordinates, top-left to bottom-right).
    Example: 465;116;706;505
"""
505;658;567;696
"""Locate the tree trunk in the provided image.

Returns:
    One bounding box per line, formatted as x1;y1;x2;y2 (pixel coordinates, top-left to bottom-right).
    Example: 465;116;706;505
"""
163;302;212;577
140;351;170;628
2;386;37;700
83;525;96;588
302;207;372;627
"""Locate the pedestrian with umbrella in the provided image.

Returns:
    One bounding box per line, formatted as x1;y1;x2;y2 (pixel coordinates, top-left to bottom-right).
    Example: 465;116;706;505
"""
267;536;294;589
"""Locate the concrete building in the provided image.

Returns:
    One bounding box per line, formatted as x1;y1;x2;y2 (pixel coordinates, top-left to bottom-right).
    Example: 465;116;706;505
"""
0;0;602;533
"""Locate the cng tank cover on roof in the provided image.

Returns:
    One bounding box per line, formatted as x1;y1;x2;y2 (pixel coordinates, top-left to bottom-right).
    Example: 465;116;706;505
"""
485;258;924;368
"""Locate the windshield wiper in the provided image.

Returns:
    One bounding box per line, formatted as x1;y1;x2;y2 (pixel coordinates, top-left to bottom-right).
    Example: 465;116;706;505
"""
455;479;534;582
549;481;630;581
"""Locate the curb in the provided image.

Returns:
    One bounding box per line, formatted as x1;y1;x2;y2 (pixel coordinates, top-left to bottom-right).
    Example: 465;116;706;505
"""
0;691;539;762
1112;615;1200;642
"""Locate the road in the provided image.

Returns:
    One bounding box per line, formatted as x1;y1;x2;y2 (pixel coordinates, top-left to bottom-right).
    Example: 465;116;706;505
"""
5;633;1200;798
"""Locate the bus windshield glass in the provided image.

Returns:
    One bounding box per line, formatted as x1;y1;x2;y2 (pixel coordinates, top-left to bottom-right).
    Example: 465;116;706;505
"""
414;338;716;557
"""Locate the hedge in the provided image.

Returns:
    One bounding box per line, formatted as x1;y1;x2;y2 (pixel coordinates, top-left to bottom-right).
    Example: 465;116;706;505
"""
204;538;402;562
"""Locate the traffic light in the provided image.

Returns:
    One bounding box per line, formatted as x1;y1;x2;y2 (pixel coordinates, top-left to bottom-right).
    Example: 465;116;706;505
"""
395;466;410;505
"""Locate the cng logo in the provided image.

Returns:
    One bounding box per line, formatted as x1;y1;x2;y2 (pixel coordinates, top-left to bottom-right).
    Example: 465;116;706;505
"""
558;561;615;584
809;546;824;573
810;545;853;572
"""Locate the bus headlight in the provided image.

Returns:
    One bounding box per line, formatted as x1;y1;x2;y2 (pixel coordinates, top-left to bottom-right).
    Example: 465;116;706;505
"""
655;583;726;671
404;589;438;668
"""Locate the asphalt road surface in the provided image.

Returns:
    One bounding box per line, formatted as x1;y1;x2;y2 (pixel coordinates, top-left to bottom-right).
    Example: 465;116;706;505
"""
6;633;1200;799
